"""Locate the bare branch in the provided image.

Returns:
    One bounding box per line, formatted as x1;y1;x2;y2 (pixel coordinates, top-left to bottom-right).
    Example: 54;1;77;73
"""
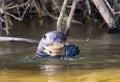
40;0;84;25
6;0;31;10
5;12;22;21
0;36;39;44
5;4;30;21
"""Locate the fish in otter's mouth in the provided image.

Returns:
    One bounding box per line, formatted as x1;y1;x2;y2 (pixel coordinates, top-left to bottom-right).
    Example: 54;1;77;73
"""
36;31;67;57
43;43;65;56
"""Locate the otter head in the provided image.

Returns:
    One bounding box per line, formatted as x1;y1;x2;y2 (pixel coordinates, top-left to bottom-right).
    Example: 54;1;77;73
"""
36;31;66;57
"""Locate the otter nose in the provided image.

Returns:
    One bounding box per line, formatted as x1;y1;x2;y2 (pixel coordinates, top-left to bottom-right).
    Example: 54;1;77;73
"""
58;39;65;43
54;39;64;45
59;39;63;43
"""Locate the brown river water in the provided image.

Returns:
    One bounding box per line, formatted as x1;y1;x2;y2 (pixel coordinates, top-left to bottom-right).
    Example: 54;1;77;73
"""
0;17;120;82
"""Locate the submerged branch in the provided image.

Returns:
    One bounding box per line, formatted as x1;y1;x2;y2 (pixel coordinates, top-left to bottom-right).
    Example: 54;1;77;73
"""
0;36;39;44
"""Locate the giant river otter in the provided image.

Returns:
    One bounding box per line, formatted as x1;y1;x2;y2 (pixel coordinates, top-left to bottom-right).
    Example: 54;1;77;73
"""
36;31;79;57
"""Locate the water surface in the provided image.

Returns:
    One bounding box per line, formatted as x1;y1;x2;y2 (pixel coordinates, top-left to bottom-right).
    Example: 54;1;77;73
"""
0;17;120;82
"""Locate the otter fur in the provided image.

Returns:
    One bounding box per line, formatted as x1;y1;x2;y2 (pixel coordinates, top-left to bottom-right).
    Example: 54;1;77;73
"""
36;31;66;57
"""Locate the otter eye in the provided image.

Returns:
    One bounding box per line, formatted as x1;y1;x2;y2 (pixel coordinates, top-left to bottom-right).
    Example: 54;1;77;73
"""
43;35;46;39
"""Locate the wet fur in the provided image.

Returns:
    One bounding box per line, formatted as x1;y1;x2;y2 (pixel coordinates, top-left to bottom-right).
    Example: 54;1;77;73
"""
36;31;66;57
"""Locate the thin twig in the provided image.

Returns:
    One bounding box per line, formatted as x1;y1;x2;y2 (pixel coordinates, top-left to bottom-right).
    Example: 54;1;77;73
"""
5;12;22;21
113;11;120;14
51;0;60;10
32;0;42;14
5;4;30;21
6;0;31;10
21;4;30;19
104;0;114;14
86;0;91;14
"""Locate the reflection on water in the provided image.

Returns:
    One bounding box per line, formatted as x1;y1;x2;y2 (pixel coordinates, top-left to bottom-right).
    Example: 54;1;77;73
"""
0;68;120;82
0;17;120;82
